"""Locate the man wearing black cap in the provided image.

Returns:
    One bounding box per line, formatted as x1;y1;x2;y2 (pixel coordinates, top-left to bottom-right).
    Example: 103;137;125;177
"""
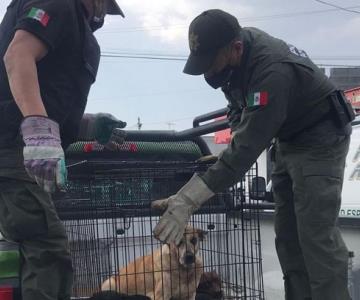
153;9;355;300
0;0;125;299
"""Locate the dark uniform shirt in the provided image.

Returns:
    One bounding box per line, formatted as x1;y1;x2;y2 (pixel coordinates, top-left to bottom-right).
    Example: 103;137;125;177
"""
201;27;336;192
0;0;100;170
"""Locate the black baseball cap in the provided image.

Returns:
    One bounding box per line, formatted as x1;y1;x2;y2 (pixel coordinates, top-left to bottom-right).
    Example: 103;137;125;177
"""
183;9;241;75
106;0;125;17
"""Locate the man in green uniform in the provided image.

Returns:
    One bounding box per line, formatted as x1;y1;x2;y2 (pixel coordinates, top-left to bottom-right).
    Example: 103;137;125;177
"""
153;9;355;300
0;0;126;299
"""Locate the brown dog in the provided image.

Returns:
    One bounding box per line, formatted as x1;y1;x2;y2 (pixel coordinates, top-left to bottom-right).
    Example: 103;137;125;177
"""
101;225;206;300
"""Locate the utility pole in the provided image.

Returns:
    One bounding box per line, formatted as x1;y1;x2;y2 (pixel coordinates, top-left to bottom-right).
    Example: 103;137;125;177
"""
137;117;142;130
166;122;175;130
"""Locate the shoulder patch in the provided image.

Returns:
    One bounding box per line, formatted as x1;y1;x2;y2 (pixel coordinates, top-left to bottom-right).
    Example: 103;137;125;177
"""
247;91;268;107
27;7;50;27
287;43;308;58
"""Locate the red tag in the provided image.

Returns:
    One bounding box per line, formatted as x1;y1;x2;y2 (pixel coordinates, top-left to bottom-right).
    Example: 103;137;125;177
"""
0;286;13;300
83;143;93;153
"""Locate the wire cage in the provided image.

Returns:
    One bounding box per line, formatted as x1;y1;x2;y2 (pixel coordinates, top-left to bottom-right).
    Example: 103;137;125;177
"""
54;159;265;300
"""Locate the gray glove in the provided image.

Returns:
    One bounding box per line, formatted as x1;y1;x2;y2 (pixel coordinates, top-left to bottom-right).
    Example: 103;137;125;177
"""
21;116;67;193
152;174;214;245
78;113;126;149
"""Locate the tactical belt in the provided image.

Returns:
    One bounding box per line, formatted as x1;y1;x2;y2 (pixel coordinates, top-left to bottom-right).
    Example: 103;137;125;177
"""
279;91;353;142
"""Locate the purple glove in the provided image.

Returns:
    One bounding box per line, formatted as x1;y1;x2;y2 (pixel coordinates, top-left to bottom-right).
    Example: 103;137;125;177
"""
20;116;67;193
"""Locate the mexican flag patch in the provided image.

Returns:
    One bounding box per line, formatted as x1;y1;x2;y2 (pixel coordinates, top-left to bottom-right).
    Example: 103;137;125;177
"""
27;8;50;27
247;91;268;107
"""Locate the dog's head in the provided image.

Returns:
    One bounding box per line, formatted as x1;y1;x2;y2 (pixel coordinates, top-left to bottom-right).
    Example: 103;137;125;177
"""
152;199;207;267
172;225;207;268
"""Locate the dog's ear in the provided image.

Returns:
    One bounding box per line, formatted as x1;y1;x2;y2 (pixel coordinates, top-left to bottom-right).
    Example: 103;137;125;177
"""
151;198;169;211
197;229;208;241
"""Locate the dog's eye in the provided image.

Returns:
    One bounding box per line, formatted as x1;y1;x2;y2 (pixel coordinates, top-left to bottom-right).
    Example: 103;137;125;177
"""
190;237;197;245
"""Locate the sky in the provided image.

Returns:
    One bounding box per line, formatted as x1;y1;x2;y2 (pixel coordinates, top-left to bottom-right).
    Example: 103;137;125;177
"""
1;0;360;131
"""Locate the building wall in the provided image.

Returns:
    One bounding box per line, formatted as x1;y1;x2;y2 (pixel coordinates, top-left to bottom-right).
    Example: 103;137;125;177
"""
330;68;360;91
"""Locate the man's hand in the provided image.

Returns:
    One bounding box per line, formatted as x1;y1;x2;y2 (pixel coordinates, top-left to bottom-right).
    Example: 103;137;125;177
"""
21;116;67;193
79;113;127;149
152;174;214;245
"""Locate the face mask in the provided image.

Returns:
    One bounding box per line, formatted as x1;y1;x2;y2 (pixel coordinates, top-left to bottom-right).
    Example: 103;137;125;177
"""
204;65;234;89
89;0;106;32
89;16;104;32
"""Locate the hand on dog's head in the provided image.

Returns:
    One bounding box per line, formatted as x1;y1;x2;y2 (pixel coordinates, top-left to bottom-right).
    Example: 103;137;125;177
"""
89;291;150;300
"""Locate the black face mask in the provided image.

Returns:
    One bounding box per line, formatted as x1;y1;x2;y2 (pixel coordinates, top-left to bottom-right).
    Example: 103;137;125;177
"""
204;66;234;89
89;17;104;32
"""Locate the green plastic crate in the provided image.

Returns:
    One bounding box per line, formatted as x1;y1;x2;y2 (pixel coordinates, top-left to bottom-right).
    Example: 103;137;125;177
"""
0;248;19;279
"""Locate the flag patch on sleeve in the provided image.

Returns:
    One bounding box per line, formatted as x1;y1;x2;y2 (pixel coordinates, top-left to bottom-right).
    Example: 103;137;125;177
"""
247;91;268;107
27;8;50;27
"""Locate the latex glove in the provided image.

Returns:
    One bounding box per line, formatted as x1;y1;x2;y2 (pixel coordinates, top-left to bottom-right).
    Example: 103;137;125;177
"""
152;174;214;245
79;113;127;149
21;116;67;193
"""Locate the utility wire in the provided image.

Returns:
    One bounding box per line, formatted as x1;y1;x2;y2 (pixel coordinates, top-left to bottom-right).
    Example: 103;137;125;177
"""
311;56;360;60
317;64;360;68
313;0;360;14
144;116;194;126
100;5;360;34
125;117;195;129
89;88;208;102
102;52;360;61
100;53;360;67
103;50;186;58
101;53;186;61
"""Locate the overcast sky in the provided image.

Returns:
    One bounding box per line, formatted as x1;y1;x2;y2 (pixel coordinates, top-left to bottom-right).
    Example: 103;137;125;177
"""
1;0;359;130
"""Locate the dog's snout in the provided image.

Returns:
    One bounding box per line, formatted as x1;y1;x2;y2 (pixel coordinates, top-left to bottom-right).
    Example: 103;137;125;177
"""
185;252;195;264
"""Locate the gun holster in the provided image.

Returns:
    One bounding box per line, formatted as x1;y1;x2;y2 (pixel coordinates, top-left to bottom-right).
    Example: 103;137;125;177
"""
329;90;355;128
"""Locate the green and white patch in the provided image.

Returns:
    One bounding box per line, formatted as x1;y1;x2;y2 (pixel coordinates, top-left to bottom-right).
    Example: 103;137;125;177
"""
247;91;269;107
27;7;50;27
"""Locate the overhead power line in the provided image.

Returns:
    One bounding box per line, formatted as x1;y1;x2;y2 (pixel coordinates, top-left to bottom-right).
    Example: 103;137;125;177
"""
126;116;194;129
101;53;186;61
100;5;360;34
311;56;360;61
100;53;360;68
102;52;360;60
313;0;360;14
317;64;360;68
100;52;360;66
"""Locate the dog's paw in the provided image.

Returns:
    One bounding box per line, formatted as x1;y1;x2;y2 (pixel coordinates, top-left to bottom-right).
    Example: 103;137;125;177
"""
151;198;169;211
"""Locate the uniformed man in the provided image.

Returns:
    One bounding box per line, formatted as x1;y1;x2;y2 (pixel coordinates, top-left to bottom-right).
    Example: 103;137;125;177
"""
0;0;126;299
153;9;355;300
